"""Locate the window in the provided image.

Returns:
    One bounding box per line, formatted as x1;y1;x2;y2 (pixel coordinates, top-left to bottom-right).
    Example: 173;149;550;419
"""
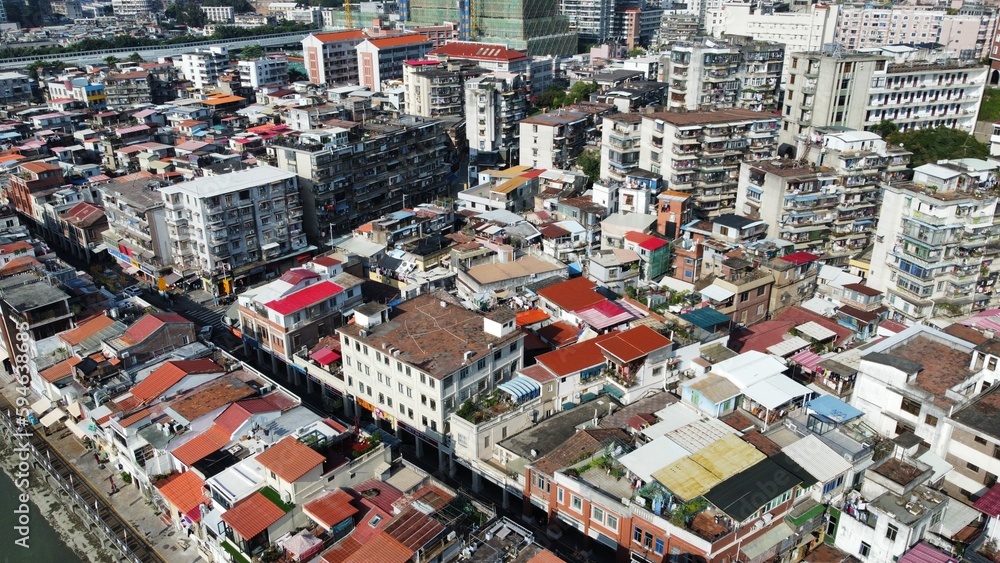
571;495;582;511
633;526;643;544
558;488;564;503
509;343;517;354
860;542;871;557
924;414;937;427
592;506;605;522
655;538;664;555
644;532;652;549
606;514;618;530
900;396;921;416
995;445;1000;460
968;461;980;473
823;475;845;494
886;524;898;541
975;436;988;445
478;358;486;370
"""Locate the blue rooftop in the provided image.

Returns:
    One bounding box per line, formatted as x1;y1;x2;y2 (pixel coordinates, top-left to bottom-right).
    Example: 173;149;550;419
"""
679;307;731;330
806;394;863;424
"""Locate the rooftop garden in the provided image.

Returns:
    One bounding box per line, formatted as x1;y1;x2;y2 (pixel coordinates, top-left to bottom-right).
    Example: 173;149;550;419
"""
456;389;516;424
259;486;294;513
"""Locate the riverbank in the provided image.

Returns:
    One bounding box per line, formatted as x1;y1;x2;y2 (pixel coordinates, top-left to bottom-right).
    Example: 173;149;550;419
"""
0;436;112;563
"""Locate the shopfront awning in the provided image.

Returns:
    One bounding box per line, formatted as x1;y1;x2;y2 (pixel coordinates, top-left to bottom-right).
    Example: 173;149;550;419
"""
311;348;341;366
65;419;87;440
40;408;66;428
164;272;183;285
31;397;52;414
790;349;823;373
67;401;82;418
124;266;140;275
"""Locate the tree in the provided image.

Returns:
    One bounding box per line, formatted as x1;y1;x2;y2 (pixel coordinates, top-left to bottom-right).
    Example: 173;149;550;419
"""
563;80;598;106
576;149;601;183
887;126;988;168
126;52;145;63
871;119;897;140
288;68;308;82
628;47;646;58
238;44;265;60
104;56;119;67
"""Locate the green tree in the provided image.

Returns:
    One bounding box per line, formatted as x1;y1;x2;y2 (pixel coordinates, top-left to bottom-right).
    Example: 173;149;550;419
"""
126;52;145;63
288;68;308;82
628;47;646;58
888;127;988;168
563;80;599;106
576;149;601;183
238;44;265;60
871;119;897;140
104;56;119;67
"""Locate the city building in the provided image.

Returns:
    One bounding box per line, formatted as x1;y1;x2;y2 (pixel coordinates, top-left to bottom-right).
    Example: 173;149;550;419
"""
399;0;577;56
111;0;158;16
0;72;32;106
237;56;289;89
637;109;780;219
520;110;589;170
427;42;532;75
201;5;234;22
176;47;230;91
465;73;527;179
98;172;173;283
301;30;367;86
267;117;454;240
355;35;434;90
834;5;996;59
158;165;309;294
7;161;65;220
664;37;784;113
868;158;999;323
600;113;643;182
782;46;986;144
402;60;484;118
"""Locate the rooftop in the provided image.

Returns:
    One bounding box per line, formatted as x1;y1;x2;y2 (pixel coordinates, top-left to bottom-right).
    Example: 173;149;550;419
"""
158;165;295;199
255;436;326;483
2;280;69;312
645;108;778;127
221;491;286;539
866;335;975;401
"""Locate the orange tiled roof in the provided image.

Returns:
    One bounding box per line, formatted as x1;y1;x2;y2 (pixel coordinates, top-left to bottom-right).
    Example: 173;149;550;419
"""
536;277;604;313
255;436;325;483
303;489;358;529
39;358;74;383
367;34;430;49
343;531;413;563
129;359;223;403
1;256;40;276
156;471;208;522
118;408;151;428
221;492;286;540
171;425;231;466
122;313;189;345
60;314;116;346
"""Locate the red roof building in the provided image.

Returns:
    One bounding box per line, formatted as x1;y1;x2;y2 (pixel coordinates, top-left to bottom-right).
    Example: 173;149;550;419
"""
255;436;325;483
221;492;287;540
156;470;208;523
536;277;605;314
428;42;528;62
121;313;190;345
265;280;344;316
129;359;223;403
304;489;359;530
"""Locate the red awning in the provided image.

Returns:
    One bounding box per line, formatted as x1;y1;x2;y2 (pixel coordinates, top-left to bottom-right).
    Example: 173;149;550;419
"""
790;349;823;373
311;348;341;366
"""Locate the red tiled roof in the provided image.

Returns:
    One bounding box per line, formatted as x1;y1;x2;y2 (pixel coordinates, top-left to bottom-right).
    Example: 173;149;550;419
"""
537;332;617;376
843;283;882;297
130;359;223;403
310;30;367;43
304;489;359;529
367;34;430;49
975;484;1000;517
265;280;344;315
320;537;364;562
519;364;556;383
527;550;567;563
39;358;74;383
213;403;253;434
596;325;672;363
156;471;208;522
118;408;152;428
0;241;33;254
536;277;604;313
516;308;549;326
278;268;320;284
115;395;141;412
122;313;189;344
539;224;570;238
383;505;444;551
171;425;231;466
222;492;286;540
624;231;668;251
343;531;413;563
60;314;115;346
61;201;105;228
352;479;403;514
536;320;580;348
20;161;61;173
312;256;341;267
255;436;325;483
428;41;527;62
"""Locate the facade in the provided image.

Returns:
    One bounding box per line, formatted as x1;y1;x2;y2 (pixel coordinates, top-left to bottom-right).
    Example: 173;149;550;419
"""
7;161;65;219
637;109;780;219
402;60;483;118
868;158;999;323
782;47;986;144
466;74;527;178
0;72;32;106
355;35;434;90
111;0;158;16
301;30;367;86
664;37;784;113
520;110;589;170
99;173;173;282
237;56;289;89
834;5;996;59
267;117;454;240
158;165;308;294
427;42;532;75
201;5;234;22
176;47;230;91
600;113;643;182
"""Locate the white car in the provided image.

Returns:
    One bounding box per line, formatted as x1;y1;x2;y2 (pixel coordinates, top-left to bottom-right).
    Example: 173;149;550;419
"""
122;285;143;297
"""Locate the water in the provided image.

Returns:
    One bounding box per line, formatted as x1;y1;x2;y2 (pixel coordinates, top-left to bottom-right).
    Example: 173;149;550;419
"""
0;468;84;563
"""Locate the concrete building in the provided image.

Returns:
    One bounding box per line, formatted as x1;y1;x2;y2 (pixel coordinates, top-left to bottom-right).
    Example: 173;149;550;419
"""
466;73;527;179
520;110;589;170
637;109;780;219
98;172;173;283
402;60;484;118
355;34;434;90
427;42;532;75
158;165;308;294
782;46;986;144
868;158;999;323
600;113;643;182
835;5;996;59
0;72;32;106
237;55;288;89
111;0;158;16
176;47;230;91
267;117;454;240
664;37;784;113
301;30;367;86
337;291;525;469
201;5;234;22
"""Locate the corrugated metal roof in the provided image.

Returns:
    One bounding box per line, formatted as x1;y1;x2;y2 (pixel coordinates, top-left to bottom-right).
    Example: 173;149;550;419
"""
779;435;851;484
688;434;766;482
652;456;723;501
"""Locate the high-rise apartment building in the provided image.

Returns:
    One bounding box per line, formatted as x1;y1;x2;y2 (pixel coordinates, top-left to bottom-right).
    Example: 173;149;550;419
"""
664;37;784;113
159;166;308;294
111;0;158;16
403;60;484;118
466;74;527;179
301;30;367;86
268;117;454;239
868;158;1000;323
356;35;434;90
782;47;987;145
835;5;996;59
399;0;577;56
176;47;230;91
636;109;780;219
237;55;289;89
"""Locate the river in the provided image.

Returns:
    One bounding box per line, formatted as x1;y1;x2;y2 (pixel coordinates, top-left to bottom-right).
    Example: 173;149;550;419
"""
0;468;84;563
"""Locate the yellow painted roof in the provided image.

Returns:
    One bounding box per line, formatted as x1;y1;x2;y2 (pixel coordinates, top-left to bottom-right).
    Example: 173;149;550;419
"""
652;457;722;501
688;434;765;481
482;164;532;178
492;175;531;195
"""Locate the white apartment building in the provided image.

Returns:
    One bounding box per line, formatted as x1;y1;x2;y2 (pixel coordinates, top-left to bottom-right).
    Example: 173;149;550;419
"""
301;30;367;86
237;55;289;89
427;42;532;75
600;113;643;182
337;292;524;467
159;165;308;294
663;37;784;113
636;108;780;219
200;5;234;22
519;110;589;170
111;0;157;16
0;72;31;106
356;35;434;90
402;61;483;118
466;73;527;178
176;46;230;91
835;5;996;59
782;46;986;144
868;158;999;323
707;3;839;82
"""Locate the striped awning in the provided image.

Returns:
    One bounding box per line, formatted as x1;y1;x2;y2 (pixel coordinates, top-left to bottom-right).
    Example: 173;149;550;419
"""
790;349;823;373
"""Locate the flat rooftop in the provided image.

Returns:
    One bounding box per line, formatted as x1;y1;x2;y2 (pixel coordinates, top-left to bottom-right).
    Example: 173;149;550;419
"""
870;335;975;404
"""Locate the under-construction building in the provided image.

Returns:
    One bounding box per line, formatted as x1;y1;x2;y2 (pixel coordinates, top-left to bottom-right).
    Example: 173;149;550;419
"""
397;0;577;56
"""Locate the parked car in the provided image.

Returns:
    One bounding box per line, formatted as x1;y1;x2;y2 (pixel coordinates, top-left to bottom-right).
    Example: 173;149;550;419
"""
199;326;213;339
122;285;143;297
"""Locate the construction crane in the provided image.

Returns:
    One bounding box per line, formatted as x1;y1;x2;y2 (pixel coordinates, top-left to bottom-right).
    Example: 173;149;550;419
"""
345;0;353;28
